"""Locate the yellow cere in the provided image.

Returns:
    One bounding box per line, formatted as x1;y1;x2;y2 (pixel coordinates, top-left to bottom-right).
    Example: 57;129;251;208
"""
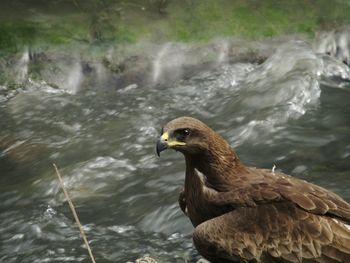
161;132;186;147
161;132;169;141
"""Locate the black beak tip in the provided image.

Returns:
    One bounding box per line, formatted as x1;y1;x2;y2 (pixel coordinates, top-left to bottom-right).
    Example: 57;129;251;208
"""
156;140;167;157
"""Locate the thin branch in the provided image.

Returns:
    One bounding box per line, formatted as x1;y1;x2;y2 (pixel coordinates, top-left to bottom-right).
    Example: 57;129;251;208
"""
53;163;97;263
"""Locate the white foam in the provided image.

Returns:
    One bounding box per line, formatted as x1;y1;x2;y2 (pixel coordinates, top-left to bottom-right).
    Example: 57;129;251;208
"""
15;49;29;83
216;40;229;64
151;43;184;84
152;43;171;83
64;61;82;94
225;41;323;144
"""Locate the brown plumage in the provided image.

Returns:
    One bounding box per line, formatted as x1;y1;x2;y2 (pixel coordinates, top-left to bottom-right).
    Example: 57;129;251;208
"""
156;116;350;263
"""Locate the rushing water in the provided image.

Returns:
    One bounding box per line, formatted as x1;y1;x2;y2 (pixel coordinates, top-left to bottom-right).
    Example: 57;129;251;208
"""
0;41;350;263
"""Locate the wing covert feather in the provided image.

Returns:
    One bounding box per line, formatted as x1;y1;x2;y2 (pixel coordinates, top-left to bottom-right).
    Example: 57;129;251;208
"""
193;203;350;263
201;168;350;223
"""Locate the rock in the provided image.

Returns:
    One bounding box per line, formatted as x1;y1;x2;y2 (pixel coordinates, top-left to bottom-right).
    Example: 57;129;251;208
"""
132;256;158;263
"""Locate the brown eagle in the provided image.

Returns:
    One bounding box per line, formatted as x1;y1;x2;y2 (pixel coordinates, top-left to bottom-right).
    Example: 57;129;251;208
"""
156;117;350;263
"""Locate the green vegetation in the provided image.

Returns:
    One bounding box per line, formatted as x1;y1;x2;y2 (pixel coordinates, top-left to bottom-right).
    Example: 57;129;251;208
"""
1;0;350;54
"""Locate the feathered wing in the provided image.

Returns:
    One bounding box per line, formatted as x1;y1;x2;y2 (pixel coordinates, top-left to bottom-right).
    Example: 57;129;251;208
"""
193;202;350;263
194;168;350;262
202;168;350;223
178;189;187;215
275;172;350;223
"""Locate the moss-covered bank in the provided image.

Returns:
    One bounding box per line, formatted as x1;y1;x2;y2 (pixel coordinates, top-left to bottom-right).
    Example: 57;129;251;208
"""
1;0;350;55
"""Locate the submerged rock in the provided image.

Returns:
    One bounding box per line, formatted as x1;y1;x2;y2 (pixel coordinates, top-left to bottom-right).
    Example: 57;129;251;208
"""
0;36;301;92
127;256;157;263
128;256;210;263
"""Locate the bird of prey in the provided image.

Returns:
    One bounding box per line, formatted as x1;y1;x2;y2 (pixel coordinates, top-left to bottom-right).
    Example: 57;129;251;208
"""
156;116;350;263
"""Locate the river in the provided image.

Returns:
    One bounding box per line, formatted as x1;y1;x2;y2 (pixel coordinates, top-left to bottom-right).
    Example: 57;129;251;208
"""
0;40;350;262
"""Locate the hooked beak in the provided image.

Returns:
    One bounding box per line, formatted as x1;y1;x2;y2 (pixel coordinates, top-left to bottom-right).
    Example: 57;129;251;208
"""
156;131;186;157
156;138;168;157
156;131;169;157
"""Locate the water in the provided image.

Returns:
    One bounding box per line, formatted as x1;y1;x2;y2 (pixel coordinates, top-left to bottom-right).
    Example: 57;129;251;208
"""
0;41;350;263
316;26;350;65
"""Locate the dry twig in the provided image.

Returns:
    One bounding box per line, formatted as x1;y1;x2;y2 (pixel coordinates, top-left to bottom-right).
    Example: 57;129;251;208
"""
53;163;96;263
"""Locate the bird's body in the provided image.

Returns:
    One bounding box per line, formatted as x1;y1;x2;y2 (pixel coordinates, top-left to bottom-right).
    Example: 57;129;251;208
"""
156;117;350;263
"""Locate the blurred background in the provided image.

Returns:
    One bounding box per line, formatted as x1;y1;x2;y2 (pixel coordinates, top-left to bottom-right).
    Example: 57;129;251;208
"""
0;1;350;262
1;0;350;50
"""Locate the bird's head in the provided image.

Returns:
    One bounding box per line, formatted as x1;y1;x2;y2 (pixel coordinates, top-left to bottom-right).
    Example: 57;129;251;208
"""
156;117;218;157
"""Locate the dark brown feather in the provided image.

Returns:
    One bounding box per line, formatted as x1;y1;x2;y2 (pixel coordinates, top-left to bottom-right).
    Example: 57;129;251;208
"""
160;117;350;262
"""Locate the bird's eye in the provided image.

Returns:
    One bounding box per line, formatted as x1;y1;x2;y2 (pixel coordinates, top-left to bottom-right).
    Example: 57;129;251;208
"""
181;129;190;136
174;128;191;140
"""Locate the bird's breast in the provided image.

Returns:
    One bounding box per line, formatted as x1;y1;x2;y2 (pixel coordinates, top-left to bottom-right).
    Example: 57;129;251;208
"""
184;168;234;226
185;189;233;227
186;195;212;227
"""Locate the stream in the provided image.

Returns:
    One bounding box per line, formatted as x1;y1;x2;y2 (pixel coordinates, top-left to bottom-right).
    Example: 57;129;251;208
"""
0;40;350;262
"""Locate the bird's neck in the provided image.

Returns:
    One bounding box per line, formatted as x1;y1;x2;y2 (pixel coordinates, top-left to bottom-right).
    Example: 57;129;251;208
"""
184;144;244;191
